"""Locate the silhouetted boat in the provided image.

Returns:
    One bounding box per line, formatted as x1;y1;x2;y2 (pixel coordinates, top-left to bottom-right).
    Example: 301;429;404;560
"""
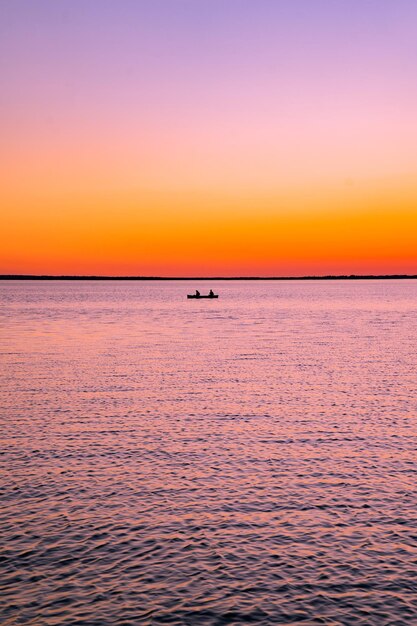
187;294;219;299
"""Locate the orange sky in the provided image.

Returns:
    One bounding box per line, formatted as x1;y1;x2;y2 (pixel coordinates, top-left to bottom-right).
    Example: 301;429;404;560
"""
3;179;416;276
1;2;417;276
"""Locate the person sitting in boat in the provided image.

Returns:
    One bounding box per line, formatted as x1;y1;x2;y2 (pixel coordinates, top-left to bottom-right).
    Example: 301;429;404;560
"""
195;289;200;297
209;289;214;297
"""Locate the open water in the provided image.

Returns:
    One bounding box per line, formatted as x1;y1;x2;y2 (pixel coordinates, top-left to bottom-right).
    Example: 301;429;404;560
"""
1;279;416;625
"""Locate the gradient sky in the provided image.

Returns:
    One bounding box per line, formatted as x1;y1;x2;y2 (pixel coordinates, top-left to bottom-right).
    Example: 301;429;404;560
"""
1;0;416;275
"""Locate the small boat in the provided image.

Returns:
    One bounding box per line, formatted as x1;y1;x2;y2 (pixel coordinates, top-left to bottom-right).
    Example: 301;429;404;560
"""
187;294;219;299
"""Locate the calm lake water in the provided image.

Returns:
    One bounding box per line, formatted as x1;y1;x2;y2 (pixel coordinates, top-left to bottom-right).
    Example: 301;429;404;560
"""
1;280;417;625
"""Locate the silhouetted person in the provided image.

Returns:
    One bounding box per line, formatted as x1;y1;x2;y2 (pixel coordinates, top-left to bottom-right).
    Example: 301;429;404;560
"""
209;289;214;297
195;290;200;297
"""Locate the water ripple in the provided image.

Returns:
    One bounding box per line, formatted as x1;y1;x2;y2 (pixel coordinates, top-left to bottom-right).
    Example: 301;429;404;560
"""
1;280;417;624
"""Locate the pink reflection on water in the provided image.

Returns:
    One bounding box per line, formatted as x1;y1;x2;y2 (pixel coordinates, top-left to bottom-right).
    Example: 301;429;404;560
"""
1;280;417;624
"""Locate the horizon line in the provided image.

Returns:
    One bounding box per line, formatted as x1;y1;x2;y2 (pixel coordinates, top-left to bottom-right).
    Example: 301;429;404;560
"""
1;274;417;281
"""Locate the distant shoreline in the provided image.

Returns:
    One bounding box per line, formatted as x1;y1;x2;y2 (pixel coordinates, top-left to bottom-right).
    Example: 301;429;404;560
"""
1;274;416;281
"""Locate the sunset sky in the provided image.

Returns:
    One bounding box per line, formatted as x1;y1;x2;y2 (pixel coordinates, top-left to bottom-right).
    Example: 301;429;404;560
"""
1;0;416;276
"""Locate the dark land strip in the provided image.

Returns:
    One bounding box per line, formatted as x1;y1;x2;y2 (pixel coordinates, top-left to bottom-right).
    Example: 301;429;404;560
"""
1;275;417;281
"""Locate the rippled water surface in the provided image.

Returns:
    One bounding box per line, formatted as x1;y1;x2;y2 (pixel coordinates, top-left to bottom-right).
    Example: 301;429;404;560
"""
1;280;417;625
